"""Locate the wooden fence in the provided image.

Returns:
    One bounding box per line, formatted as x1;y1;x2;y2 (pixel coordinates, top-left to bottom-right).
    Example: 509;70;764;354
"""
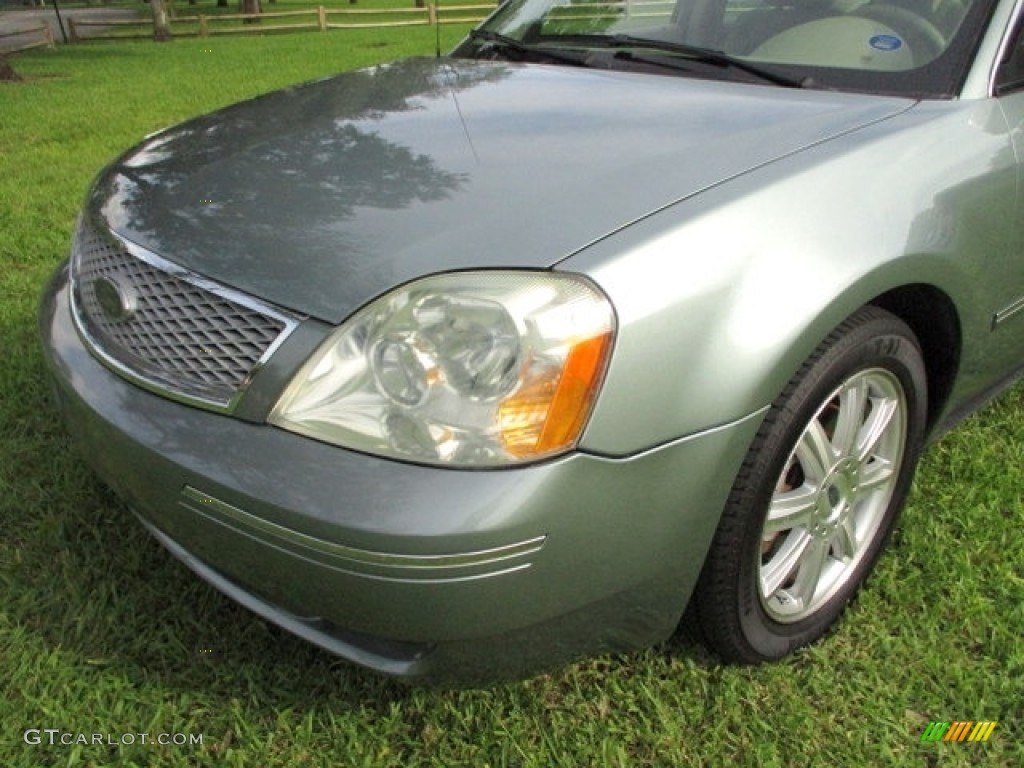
0;22;55;53
66;3;496;42
546;0;673;22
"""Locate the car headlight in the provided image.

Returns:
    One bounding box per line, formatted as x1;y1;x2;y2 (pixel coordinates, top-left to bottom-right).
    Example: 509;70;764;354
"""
269;271;616;466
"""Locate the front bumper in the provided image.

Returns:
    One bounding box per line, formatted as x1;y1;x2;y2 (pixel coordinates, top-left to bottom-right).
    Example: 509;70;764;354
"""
40;262;763;684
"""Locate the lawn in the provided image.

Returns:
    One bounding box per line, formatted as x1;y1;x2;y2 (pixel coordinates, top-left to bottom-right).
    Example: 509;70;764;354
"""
2;23;1022;768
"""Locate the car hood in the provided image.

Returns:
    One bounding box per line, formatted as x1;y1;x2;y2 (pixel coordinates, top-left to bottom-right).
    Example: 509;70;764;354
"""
92;57;912;323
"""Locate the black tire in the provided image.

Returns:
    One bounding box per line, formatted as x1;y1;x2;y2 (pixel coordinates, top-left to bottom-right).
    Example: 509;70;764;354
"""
694;306;927;663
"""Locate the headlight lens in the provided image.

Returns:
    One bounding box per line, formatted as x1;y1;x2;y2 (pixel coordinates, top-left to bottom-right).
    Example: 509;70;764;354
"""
269;271;615;466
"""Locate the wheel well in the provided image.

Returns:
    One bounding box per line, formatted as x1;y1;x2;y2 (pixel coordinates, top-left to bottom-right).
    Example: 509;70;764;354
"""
870;285;960;432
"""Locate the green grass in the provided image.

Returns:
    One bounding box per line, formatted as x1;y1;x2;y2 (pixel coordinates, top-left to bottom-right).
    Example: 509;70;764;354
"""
2;29;1023;768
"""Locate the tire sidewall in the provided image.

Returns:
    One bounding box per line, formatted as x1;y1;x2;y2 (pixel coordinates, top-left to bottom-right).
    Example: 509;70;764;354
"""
733;311;928;659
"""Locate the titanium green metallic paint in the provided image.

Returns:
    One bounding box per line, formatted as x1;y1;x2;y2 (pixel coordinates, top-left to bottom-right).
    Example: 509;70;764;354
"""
40;0;1024;682
42;265;762;677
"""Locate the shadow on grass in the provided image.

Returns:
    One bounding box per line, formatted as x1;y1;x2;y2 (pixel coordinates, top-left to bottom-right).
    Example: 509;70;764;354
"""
8;407;718;705
3;391;411;716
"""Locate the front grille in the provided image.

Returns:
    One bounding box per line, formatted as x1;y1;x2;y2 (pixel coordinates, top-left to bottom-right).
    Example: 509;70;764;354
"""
70;218;296;410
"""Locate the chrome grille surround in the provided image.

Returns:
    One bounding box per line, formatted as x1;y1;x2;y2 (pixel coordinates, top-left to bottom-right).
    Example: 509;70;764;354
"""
69;217;301;412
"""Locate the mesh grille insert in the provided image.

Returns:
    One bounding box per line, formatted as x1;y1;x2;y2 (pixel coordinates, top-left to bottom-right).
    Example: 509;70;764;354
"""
70;219;291;408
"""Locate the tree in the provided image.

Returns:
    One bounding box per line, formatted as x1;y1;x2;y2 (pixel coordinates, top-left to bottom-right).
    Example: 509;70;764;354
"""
1;53;22;83
150;0;172;41
242;0;262;21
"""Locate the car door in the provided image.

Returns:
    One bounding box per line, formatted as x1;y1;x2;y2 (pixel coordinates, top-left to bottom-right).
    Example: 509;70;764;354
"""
991;10;1024;345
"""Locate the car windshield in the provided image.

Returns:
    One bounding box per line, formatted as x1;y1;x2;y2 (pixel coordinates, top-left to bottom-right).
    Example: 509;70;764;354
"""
455;0;999;97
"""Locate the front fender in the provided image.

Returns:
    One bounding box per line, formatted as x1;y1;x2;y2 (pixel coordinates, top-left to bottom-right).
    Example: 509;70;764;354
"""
564;98;1016;456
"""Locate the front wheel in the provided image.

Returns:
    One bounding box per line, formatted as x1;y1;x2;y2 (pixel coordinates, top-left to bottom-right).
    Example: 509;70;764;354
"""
694;306;927;662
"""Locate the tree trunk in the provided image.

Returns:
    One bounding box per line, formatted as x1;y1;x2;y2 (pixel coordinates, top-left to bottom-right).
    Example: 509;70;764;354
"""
0;53;22;83
151;0;173;41
242;0;261;23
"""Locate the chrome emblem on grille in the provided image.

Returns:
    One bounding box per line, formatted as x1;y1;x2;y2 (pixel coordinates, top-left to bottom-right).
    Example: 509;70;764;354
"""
93;275;137;322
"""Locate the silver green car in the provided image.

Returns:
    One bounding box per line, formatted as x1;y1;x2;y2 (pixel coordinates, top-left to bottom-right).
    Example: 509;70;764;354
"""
40;0;1024;683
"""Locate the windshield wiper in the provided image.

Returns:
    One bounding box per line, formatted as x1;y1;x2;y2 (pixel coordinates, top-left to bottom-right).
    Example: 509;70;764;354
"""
468;29;592;68
567;34;812;88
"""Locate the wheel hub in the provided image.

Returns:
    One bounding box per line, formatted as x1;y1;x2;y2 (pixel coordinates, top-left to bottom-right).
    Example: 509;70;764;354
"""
811;458;858;537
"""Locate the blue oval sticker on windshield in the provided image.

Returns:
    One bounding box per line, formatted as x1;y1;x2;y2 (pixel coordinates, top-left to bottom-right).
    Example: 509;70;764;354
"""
869;34;903;51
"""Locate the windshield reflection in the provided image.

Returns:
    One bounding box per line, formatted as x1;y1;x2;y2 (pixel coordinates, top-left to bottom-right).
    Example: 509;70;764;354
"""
457;0;995;97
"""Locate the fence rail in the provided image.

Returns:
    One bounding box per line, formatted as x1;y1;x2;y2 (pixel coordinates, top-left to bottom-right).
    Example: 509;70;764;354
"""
66;3;496;42
0;22;54;52
546;0;674;23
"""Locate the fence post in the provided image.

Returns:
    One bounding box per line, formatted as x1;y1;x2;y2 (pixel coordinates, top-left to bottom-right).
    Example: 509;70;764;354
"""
44;24;55;48
428;3;436;24
199;14;208;36
317;5;326;30
68;17;79;43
